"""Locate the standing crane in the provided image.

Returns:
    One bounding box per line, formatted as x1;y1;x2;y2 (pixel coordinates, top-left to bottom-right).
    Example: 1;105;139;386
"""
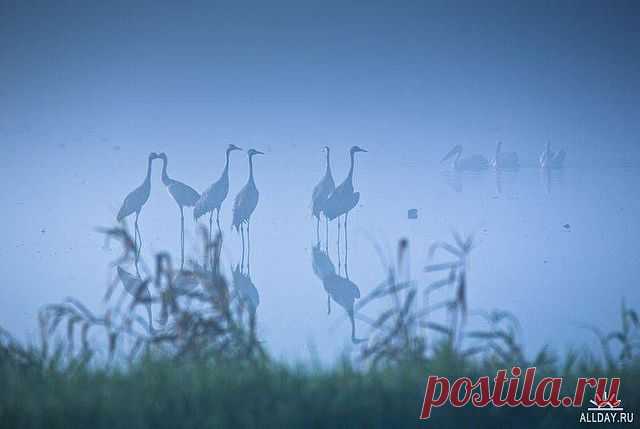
157;152;200;269
311;146;335;250
117;266;153;333
232;149;264;274
117;152;157;276
323;145;367;278
194;144;242;243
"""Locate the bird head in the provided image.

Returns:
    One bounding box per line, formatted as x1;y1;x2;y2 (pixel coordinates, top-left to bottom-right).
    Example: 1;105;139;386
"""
441;145;462;162
227;144;242;153
157;152;168;161
149;152;158;160
322;146;330;153
350;145;367;154
247;149;264;157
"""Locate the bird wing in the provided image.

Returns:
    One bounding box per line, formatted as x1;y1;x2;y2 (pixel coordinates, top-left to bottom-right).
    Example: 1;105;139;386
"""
232;184;259;228
194;178;228;220
168;181;200;207
117;183;150;221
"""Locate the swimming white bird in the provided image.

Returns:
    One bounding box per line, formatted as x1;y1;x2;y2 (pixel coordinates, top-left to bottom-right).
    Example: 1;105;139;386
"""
324;145;367;278
157;152;200;269
539;142;566;169
232;149;264;274
311;146;335;248
441;145;490;171
194;144;242;241
116;152;157;275
117;266;153;332
491;142;520;170
232;264;260;316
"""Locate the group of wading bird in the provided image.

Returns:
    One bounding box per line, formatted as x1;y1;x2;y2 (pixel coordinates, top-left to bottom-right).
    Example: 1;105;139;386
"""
115;141;565;341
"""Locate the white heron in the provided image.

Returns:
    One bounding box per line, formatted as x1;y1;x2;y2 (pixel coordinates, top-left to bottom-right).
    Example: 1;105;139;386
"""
194;144;243;242
232;149;264;274
491;142;520;170
441;145;490;171
116;152;157;276
311;146;335;249
324;145;367;278
539;141;566;169
232;264;260;316
117;266;153;332
157;152;201;269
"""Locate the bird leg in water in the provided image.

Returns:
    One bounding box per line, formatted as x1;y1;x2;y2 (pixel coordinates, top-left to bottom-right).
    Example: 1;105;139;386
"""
337;216;341;275
216;207;221;236
247;219;251;276
180;206;185;270
325;217;329;253
240;223;246;274
327;294;331;314
344;212;349;280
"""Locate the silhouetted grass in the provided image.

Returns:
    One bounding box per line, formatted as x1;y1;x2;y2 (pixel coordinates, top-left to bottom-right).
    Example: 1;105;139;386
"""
1;229;639;428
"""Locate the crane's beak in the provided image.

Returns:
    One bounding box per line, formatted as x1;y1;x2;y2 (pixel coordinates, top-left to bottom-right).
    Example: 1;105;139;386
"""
358;148;368;153
254;150;265;155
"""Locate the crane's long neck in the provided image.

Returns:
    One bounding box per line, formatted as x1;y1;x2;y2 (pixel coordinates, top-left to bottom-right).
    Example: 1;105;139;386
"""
222;150;231;178
248;154;255;185
325;149;332;177
347;150;356;184
495;142;502;159
161;157;170;185
145;157;153;183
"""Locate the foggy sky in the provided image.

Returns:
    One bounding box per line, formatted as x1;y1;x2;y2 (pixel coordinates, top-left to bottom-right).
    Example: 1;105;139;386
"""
1;1;639;362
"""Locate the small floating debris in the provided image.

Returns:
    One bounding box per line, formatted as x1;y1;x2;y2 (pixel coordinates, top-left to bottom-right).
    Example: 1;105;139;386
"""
563;223;571;230
407;209;418;219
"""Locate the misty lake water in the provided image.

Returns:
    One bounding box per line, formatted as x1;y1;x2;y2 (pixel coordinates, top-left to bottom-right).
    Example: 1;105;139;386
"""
1;143;639;364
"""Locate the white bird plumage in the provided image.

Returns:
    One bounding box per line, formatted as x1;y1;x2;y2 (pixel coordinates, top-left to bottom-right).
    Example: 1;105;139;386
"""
539;141;566;169
441;145;490;171
491;141;520;170
194;144;242;238
232;264;260;315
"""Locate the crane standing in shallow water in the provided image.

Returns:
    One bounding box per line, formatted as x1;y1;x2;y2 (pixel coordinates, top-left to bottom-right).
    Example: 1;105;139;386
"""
323;145;367;278
311;146;335;251
157;152;200;270
232;149;264;274
194;144;243;244
117;152;157;276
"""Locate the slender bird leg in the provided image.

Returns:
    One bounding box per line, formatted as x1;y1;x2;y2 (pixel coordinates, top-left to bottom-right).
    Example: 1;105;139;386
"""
247;219;251;276
325;217;329;253
208;212;214;270
240;223;246;274
327;294;331;315
337;216;341;276
216;207;221;237
345;211;349;280
349;310;356;343
180;206;185;270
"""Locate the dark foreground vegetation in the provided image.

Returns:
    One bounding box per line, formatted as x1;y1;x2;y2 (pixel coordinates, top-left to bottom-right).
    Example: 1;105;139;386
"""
1;227;638;428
